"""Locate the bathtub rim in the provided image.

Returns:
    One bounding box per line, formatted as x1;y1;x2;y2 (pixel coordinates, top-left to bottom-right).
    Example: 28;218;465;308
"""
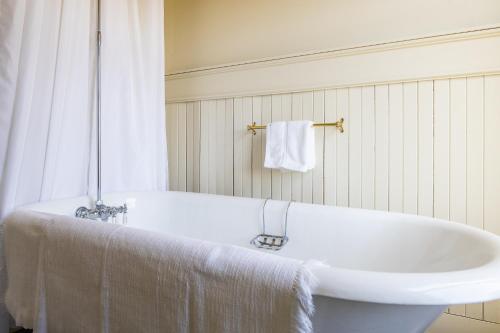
15;190;500;306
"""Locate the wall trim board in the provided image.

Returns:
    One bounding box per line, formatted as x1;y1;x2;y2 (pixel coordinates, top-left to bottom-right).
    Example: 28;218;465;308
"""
165;28;500;102
428;313;500;333
165;71;500;105
167;26;500;77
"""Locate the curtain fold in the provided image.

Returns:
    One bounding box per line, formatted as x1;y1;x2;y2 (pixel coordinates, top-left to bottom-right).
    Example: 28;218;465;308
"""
0;0;167;218
0;0;167;331
88;0;167;196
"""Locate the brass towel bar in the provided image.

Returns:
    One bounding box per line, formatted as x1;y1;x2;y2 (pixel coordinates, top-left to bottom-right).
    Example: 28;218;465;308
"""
247;118;344;135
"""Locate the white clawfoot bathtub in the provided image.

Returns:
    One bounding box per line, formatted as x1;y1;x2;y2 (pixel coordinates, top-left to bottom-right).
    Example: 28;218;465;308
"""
20;191;500;333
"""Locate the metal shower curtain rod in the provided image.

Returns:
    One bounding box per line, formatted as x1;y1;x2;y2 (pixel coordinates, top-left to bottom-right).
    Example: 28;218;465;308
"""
74;0;128;221
96;0;102;204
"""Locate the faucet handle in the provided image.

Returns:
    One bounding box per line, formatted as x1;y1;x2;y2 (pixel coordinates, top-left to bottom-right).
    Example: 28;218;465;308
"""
75;206;90;219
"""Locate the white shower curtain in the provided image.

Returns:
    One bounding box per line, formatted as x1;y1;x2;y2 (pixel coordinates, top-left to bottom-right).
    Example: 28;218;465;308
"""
0;1;166;329
0;0;167;218
88;0;167;197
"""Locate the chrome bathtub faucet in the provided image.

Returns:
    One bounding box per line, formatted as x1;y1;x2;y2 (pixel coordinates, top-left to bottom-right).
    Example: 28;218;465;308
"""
75;202;127;222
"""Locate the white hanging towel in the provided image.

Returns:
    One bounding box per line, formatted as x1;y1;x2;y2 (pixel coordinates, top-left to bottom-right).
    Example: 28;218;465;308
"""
264;121;315;172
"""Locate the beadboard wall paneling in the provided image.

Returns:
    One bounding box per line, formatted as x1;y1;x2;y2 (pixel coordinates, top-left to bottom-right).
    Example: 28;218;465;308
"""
167;74;500;326
484;75;500;323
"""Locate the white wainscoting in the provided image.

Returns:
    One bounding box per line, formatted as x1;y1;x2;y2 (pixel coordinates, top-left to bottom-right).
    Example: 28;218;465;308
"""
165;29;500;330
167;74;500;327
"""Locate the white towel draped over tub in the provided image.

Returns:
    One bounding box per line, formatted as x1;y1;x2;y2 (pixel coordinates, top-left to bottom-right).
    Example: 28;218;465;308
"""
3;211;316;333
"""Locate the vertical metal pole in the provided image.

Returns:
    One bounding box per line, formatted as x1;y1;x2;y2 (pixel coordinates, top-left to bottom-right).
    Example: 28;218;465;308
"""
96;0;102;205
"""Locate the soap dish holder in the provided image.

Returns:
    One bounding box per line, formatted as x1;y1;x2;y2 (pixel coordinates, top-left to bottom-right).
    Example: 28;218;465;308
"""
251;234;289;251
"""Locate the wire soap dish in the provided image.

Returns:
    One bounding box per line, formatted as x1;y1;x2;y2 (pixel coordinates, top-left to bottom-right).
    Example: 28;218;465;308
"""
251;199;292;251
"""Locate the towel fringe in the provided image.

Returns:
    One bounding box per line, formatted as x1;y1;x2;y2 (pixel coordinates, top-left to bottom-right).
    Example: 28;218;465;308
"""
292;264;318;333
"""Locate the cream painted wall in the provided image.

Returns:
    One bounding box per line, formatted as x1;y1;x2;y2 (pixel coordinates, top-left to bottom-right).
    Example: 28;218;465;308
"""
164;2;500;331
164;0;500;73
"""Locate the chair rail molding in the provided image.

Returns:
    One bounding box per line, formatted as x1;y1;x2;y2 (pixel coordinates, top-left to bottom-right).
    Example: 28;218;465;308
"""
166;27;500;103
